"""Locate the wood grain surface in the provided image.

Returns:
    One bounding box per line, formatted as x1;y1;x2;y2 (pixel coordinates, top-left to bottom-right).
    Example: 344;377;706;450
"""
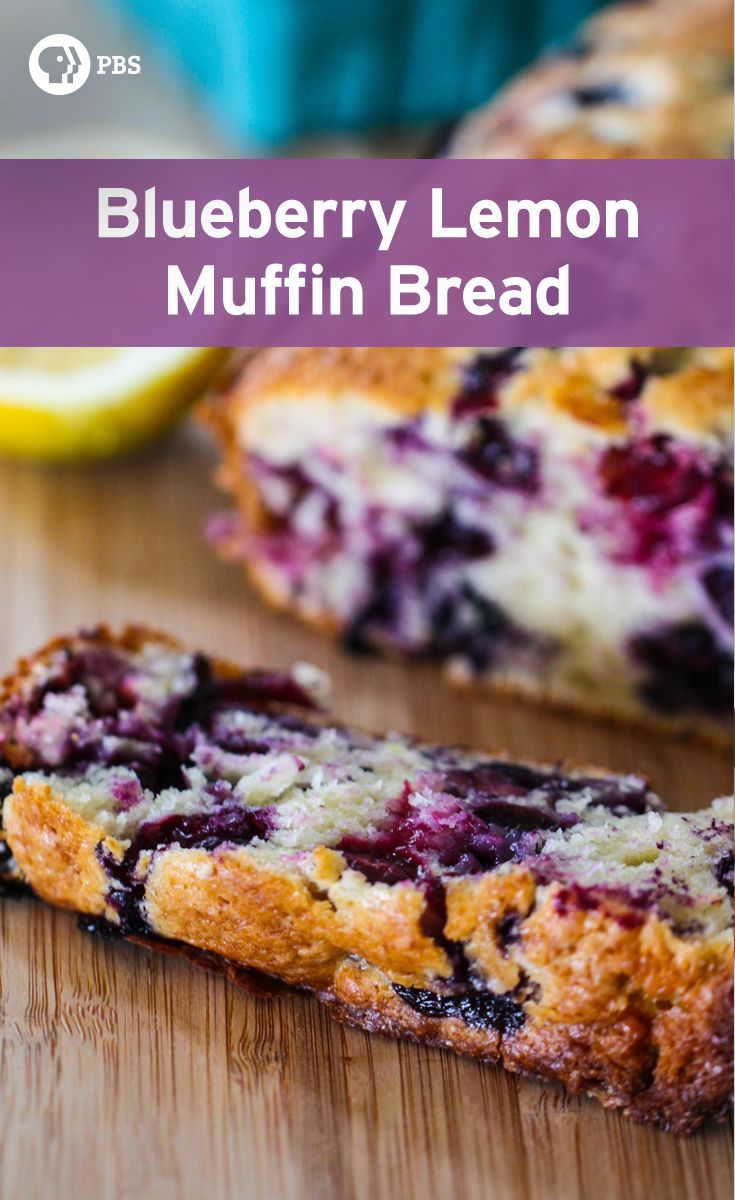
0;426;732;1200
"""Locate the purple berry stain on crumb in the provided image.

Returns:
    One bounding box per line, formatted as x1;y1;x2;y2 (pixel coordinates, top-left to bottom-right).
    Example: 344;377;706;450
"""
343;545;514;666
2;643;322;786
610;359;647;403
338;766;653;891
600;436;710;515
338;778;557;885
595;436;732;569
552;884;646;930
109;774;145;812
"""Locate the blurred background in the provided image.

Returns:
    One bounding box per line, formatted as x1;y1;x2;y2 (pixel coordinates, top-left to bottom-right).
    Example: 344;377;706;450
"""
2;0;604;157
0;0;606;461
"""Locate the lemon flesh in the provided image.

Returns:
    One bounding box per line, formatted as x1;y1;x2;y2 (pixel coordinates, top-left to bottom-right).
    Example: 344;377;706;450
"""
0;347;229;462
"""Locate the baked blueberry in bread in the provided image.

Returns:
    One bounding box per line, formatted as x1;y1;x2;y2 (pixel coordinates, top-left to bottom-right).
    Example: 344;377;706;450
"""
200;0;734;738
449;0;733;159
1;628;732;1132
203;347;733;742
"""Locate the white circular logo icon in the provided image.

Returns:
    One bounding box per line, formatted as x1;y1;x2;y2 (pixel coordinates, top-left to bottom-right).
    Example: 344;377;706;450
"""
29;34;91;95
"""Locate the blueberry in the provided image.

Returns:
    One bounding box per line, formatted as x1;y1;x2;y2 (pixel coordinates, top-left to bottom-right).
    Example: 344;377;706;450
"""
599;435;707;515
419;511;494;561
338;849;418;887
571;82;628;107
461;418;539;493
611;359;648;403
132;805;273;855
96;804;273;934
630;621;732;715
452;351;523;419
442;761;551;800
579;778;657;816
343;555;398;656
496;914;521;946
431;584;511;672
393;984;526;1034
703;565;734;625
77;915;124;940
714;851;734;896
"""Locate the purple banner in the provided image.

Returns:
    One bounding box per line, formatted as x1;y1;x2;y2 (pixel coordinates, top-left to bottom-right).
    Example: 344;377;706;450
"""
0;158;732;346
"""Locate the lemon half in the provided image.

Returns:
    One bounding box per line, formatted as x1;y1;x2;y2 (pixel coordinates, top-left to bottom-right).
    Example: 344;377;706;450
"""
0;347;229;462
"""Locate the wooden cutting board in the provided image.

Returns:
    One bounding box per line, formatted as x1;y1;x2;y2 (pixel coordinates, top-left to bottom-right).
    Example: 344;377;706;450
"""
0;426;731;1200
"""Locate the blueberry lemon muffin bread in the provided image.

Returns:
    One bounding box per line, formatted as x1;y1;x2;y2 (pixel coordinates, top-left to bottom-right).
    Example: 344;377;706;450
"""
449;0;734;159
1;628;732;1132
204;347;733;742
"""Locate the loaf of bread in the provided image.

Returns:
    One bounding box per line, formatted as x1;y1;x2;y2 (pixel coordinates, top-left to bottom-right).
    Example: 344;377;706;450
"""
204;347;733;742
201;0;733;739
1;628;732;1132
449;0;733;158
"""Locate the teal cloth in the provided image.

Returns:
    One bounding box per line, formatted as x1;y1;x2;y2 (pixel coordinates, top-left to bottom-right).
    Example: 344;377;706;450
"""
108;0;605;145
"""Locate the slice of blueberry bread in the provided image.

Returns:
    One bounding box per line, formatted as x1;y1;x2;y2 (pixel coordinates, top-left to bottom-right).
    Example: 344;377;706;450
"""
203;347;733;742
1;628;732;1132
449;0;733;159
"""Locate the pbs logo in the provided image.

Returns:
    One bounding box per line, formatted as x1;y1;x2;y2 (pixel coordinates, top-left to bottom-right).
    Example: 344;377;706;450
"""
29;34;91;95
29;34;141;95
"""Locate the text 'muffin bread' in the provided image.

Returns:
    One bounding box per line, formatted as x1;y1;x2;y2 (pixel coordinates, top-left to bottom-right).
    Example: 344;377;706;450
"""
1;629;732;1133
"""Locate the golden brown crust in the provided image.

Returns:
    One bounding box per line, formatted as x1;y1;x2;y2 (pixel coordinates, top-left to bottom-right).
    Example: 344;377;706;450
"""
643;364;734;444
4;775;732;1134
144;846;343;986
146;845;451;987
201;347;466;428
6;778;114;917
324;957;734;1135
324;959;732;1135
205;346;734;451
61;920;733;1136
